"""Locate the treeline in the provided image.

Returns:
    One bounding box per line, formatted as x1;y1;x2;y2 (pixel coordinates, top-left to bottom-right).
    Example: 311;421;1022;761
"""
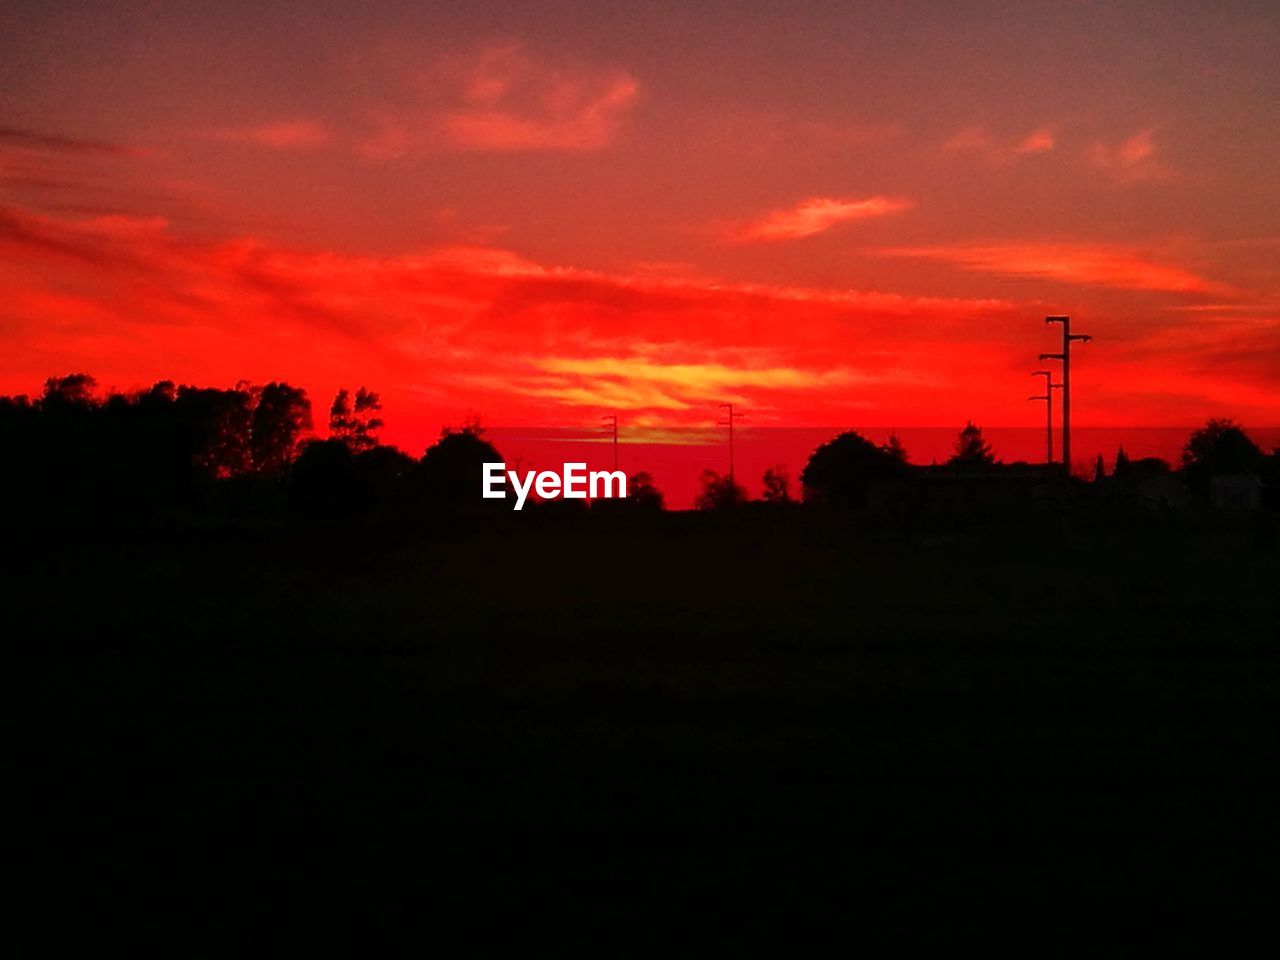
705;419;1279;511
0;374;665;525
1;374;1277;527
0;375;311;518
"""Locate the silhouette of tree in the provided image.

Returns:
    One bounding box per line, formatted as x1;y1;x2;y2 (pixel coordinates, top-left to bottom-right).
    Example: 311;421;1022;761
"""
882;432;908;464
144;380;177;405
291;438;415;512
330;389;353;435
417;423;505;508
761;464;793;503
40;373;97;409
1114;446;1131;477
290;438;360;511
1129;457;1172;477
1093;454;1106;483
627;471;665;511
329;386;384;452
0;394;32;415
358;444;414;507
176;385;254;477
251;382;312;474
948;421;996;468
1181;419;1264;474
1181;419;1266;504
695;468;747;510
800;431;908;507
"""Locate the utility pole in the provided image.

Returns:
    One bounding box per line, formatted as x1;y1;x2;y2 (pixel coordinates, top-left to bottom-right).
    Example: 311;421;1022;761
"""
717;403;744;482
1029;370;1062;465
1040;315;1091;477
601;414;618;471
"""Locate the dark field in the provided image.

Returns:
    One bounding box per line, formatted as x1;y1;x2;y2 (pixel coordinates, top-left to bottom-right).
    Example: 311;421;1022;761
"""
12;506;1280;952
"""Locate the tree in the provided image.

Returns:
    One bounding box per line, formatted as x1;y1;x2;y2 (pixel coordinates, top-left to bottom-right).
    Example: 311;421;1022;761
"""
1181;419;1266;504
290;438;415;513
356;444;415;495
1093;454;1106;483
1181;419;1264;475
416;423;505;509
695;468;747;510
290;438;359;512
251;382;312;474
1114;446;1131;477
761;464;793;503
800;430;908;508
882;432;908;464
329;389;353;436
175;385;254;478
626;471;665;511
329;386;384;452
948;421;996;468
40;373;97;409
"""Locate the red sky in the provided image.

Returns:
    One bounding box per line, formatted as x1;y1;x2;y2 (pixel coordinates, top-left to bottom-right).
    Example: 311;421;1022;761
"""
2;0;1278;455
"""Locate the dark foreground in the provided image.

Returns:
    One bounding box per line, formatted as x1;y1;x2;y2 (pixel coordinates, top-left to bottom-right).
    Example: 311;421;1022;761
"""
10;506;1280;952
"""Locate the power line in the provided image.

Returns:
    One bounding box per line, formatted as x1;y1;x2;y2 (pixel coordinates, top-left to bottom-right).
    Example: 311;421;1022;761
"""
1039;315;1092;476
717;403;745;482
1029;369;1062;465
601;414;618;471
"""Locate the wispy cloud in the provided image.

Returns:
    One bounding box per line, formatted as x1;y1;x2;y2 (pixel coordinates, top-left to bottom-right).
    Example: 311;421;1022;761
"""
0;202;1015;430
1014;127;1055;155
880;242;1225;294
1086;128;1167;183
7;202;1277;430
204;121;333;149
529;356;866;410
944;125;1055;163
733;196;912;242
0;125;143;157
361;42;639;157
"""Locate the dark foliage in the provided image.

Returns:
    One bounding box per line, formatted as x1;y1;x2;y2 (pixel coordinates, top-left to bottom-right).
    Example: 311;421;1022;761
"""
2;375;1275;527
761;463;793;503
947;420;997;469
329;386;384;452
626;470;665;511
414;423;506;511
1182;418;1266;475
1181;418;1268;504
251;382;312;474
800;430;908;508
1;375;313;520
695;468;748;510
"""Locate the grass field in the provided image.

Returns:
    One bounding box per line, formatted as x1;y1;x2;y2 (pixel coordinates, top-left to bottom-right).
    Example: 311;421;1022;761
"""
11;505;1280;951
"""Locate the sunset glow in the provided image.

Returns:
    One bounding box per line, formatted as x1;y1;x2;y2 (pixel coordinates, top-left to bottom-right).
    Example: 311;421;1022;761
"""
2;1;1278;455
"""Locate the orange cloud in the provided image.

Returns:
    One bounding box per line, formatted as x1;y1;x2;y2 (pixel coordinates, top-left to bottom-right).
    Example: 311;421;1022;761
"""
1014;127;1055;155
1086;129;1167;183
4;203;1277;441
361;43;639;156
733;196;912;242
0;203;1022;436
205;121;333;149
880;243;1225;294
944;125;1055;163
524;356;888;411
